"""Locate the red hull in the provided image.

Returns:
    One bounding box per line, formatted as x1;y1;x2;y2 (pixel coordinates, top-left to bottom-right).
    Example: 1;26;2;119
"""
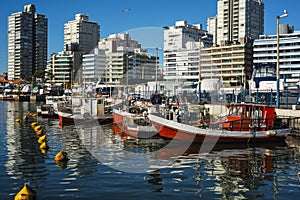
150;119;287;144
113;112;125;132
113;110;157;139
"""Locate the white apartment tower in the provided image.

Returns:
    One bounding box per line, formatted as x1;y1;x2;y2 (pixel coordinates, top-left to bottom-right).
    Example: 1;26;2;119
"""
82;48;106;84
209;0;264;45
207;16;218;45
98;33;141;53
8;4;47;80
253;27;300;87
64;14;100;53
98;33;156;85
163;20;213;82
164;20;212;51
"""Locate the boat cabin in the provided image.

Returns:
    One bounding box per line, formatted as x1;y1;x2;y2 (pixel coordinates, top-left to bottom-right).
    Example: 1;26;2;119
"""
222;103;276;131
80;97;112;118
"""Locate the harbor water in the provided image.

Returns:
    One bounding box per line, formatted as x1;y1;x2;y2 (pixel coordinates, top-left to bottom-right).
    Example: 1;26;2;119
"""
0;101;299;199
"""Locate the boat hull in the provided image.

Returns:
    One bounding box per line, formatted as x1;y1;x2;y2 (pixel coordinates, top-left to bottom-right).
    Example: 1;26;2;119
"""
113;109;157;139
58;111;113;126
148;114;290;144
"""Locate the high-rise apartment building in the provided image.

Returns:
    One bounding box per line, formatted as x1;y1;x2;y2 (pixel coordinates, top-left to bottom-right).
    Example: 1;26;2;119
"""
207;16;218;45
98;33;156;85
82;48;106;84
46;51;82;86
8;4;47;80
253;27;300;88
64;14;100;53
208;0;264;45
164;20;212;51
163;20;213;82
98;33;141;53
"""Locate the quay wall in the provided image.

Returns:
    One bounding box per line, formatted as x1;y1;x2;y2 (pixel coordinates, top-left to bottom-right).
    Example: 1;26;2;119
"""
275;108;300;118
0;94;46;102
204;104;228;116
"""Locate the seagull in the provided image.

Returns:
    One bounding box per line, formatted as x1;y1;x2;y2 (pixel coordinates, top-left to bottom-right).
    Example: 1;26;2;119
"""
122;8;131;13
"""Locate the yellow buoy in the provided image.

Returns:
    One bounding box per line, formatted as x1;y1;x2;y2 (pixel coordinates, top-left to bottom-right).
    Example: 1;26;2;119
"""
38;135;46;144
32;114;37;118
14;183;36;200
23;116;28;121
31;122;38;127
55;160;68;169
34;126;42;132
15;119;20;123
39;142;48;150
35;129;43;136
54;150;69;162
40;148;47;154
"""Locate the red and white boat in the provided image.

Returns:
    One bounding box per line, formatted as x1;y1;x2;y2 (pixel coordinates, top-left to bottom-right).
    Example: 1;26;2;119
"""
148;103;293;144
113;109;157;139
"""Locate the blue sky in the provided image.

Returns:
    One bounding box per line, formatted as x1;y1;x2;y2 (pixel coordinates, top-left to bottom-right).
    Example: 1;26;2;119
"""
0;0;299;73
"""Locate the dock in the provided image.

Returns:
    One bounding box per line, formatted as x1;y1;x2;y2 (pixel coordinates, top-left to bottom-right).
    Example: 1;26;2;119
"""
0;94;46;102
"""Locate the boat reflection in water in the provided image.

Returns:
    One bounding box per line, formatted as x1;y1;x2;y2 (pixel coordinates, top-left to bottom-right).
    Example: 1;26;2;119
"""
113;123;300;199
144;142;295;199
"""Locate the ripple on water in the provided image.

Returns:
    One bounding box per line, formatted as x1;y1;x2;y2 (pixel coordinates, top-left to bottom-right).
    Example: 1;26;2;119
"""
0;102;300;199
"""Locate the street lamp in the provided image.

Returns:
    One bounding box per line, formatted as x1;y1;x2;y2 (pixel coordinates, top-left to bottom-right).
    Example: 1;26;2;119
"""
198;34;208;104
126;53;133;96
276;10;288;108
155;47;163;93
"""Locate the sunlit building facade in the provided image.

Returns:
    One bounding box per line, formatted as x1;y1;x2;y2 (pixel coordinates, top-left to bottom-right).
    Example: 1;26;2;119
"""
7;4;47;80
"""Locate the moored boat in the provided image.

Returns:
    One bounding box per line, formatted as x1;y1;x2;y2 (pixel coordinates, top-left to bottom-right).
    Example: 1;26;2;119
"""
113;108;157;139
40;104;57;118
58;96;113;125
148;103;296;144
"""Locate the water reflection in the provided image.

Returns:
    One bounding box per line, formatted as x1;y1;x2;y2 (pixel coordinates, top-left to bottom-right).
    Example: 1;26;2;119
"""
59;125;99;176
5;102;48;187
0;102;299;199
2;102;100;198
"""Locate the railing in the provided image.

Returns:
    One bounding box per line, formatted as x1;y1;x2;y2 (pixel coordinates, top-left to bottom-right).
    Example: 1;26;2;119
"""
205;116;300;132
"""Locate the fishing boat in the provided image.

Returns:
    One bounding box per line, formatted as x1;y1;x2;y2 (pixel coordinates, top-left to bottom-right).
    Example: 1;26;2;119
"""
40;104;57;118
148;103;295;144
45;95;71;115
58;96;113;125
113;108;157;139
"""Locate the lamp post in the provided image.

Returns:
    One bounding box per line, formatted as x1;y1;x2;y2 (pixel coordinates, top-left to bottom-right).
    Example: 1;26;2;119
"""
276;10;288;108
198;35;207;104
126;53;129;93
155;48;158;93
126;53;133;96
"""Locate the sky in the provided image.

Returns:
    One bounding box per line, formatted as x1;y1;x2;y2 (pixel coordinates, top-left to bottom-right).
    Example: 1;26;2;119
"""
0;0;299;73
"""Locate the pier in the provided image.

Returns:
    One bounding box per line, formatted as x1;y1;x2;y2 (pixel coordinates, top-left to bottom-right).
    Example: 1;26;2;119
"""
0;94;46;102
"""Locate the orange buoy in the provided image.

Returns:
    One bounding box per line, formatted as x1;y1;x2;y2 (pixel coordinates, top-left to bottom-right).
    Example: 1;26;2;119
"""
14;183;36;200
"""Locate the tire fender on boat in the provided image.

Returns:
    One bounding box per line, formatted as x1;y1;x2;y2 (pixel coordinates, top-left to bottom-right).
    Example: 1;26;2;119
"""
83;113;93;119
266;130;277;136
